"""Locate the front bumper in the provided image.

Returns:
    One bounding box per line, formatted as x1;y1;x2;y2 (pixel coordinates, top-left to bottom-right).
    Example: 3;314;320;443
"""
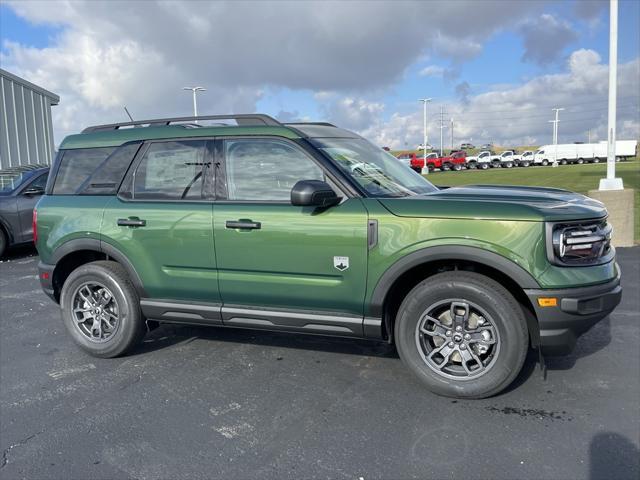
38;261;56;302
525;272;622;355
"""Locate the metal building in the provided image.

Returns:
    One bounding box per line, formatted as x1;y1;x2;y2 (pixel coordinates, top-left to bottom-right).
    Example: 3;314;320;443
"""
0;68;59;169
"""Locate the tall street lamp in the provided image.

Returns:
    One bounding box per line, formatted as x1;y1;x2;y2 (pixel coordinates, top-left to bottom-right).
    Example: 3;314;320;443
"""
183;86;206;120
419;98;432;174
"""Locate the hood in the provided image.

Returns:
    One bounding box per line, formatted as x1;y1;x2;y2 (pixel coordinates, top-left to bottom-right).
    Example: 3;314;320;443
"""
379;185;607;222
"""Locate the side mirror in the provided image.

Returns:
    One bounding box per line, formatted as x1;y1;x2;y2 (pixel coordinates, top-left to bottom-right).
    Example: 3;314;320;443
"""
291;180;341;208
23;186;45;196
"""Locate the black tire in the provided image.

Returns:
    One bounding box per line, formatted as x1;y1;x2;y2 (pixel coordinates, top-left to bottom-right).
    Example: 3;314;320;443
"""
442;163;451;171
428;164;435;172
453;164;463;171
0;228;7;258
577;158;584;164
394;271;528;399
521;161;530;167
542;159;549;166
60;260;145;358
467;162;477;169
480;163;489;170
593;158;601;163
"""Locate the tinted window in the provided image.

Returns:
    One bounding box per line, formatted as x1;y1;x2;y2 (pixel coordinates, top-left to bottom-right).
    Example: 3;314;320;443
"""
81;143;141;195
27;173;48;191
225;138;324;201
133;141;206;200
53;147;115;194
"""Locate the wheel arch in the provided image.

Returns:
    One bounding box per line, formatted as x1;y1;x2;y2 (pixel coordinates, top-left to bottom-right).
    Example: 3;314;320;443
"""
50;238;146;301
369;246;541;347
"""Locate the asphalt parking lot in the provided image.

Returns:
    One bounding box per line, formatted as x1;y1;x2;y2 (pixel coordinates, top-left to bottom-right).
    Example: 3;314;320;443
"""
1;247;638;480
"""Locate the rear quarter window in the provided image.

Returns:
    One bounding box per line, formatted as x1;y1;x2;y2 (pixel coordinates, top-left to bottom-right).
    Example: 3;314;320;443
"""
52;147;115;194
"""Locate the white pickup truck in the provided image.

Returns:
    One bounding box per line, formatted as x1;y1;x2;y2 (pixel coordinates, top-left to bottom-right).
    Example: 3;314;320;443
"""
489;151;516;168
516;150;534;167
465;150;492;169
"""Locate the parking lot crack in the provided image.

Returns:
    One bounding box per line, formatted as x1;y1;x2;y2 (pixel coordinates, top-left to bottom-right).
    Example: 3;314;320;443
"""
1;430;45;469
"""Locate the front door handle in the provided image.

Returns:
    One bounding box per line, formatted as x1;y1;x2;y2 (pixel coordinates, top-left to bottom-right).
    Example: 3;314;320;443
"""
117;218;146;227
225;220;261;230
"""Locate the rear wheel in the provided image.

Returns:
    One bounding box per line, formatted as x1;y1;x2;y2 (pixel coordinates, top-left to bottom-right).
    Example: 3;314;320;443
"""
442;163;451;171
428;164;435;172
467;162;477;169
593;158;601;163
560;159;567;165
394;271;528;398
520;161;530;167
480;162;489;170
60;261;145;358
577;158;584;164
542;159;549;166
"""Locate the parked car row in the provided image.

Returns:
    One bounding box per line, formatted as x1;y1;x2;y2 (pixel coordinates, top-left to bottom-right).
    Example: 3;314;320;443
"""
396;139;638;173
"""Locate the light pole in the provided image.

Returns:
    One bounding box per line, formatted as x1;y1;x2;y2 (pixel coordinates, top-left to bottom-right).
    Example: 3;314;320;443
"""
551;107;564;167
183;86;206;121
419;98;432;174
600;0;623;190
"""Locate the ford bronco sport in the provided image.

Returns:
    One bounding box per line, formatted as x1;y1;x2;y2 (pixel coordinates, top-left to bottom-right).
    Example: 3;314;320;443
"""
35;114;622;398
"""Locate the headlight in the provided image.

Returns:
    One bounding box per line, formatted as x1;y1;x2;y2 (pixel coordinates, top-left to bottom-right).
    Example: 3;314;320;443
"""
546;219;614;266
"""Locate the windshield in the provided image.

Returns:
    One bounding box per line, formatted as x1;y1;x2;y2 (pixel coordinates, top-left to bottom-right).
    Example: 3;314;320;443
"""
0;171;29;194
312;138;437;197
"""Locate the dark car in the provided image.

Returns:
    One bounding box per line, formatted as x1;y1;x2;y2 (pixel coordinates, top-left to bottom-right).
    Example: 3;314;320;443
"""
0;164;49;257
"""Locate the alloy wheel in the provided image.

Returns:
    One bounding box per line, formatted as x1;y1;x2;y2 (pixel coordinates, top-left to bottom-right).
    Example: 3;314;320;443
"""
71;282;120;342
415;299;500;379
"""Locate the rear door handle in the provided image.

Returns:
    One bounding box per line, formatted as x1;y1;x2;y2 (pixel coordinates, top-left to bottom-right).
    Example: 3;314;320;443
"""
117;218;146;227
225;220;261;230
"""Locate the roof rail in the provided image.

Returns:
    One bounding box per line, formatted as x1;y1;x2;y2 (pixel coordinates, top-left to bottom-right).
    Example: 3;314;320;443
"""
284;122;337;127
82;114;282;133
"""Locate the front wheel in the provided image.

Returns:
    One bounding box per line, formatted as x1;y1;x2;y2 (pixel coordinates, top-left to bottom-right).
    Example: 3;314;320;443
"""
520;161;530;167
541;159;549;166
467;162;477;169
60;261;146;358
453;164;463;171
593;158;601;163
394;271;528;398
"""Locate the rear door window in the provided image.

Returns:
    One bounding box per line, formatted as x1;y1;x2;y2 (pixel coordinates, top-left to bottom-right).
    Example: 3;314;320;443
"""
53;147;115;194
132;140;207;200
80;143;141;195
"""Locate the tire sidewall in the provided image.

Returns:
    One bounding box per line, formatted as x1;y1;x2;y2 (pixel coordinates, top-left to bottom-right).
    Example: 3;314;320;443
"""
60;263;140;358
395;274;527;398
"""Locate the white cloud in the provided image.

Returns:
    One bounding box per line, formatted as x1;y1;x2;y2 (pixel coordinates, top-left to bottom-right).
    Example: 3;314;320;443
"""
2;0;543;142
519;14;578;65
419;65;446;78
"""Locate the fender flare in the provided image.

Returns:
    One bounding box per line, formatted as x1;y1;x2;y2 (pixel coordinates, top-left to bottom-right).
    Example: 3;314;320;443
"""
50;238;147;296
368;246;542;346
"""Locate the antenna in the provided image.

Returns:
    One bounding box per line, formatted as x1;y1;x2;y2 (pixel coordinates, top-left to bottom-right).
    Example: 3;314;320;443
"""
124;107;134;121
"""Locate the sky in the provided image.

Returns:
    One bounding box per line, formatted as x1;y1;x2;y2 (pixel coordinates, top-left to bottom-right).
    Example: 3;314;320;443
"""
0;0;638;149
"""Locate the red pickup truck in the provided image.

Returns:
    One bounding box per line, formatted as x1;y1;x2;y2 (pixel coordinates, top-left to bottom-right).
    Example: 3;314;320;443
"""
404;151;467;172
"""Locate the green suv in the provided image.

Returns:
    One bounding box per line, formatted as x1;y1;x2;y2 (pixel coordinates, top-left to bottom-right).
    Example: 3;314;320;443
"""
35;114;621;398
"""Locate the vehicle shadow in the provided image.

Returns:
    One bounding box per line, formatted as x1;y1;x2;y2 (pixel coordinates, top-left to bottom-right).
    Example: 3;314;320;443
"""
487;315;612;395
589;432;639;480
134;321;399;359
0;244;38;262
